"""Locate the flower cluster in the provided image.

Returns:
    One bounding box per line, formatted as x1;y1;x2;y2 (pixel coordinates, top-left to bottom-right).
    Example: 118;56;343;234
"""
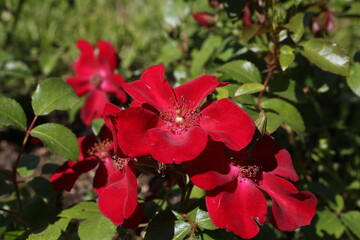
67;40;127;125
52;56;316;238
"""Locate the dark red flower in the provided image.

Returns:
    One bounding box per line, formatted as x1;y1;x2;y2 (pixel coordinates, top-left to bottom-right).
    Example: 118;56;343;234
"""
186;134;317;239
67;40;127;125
50;126;143;227
106;65;255;164
192;13;216;28
242;2;252;25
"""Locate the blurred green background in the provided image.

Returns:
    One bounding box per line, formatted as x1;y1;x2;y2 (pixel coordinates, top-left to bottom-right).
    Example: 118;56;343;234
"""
1;0;360;239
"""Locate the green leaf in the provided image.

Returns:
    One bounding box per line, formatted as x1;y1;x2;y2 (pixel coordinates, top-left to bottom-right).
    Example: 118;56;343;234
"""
261;98;305;133
155;41;182;66
284;13;304;43
341;211;360;238
30;123;79;161
241;24;261;42
78;213;117;240
216;87;230;100
0;96;27;131
329;194;345;213
2;230;26;240
31;78;79;116
255;108;267;136
173;221;192;240
191;36;222;77
189;185;205;199
266;111;282;134
3;60;33;78
268;78;304;102
195;209;217;230
68;96;86;123
279;45;295;71
316;209;345;238
300;39;350;76
28;177;55;200
347;63;360;97
144;210;176;240
39;51;62;76
27;218;70;240
91;118;105;137
59;202;99;220
235;83;264;97
17;155;40;177
217;60;262;83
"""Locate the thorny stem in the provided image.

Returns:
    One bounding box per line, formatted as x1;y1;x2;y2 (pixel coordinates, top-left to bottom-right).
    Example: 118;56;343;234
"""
256;63;276;108
11;114;38;218
256;0;279;109
183;214;198;239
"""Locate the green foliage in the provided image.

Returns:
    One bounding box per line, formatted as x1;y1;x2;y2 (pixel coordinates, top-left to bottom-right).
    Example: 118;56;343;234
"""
235;83;264;97
30;123;79;161
300;39;350;77
31;78;79;116
284;13;304;43
340;211;360;238
144;210;176;240
261;98;305;134
17;155;40;177
0;96;27;131
279;45;295;71
27;218;70;240
1;0;360;239
347;63;360;97
191;35;222;77
217;60;262;83
65;203;117;240
77;214;117;240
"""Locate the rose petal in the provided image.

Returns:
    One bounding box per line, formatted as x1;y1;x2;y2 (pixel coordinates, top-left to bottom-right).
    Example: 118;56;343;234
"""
101;73;127;103
206;178;267;239
50;160;98;192
186;140;238;190
50;162;78;191
200;98;255;151
122;65;175;109
78;135;97;160
192;13;215;28
66;76;93;96
80;90;109;125
258;173;317;231
174;75;220;108
106;107;158;157
93;157;124;195
74;40;99;77
121;204;146;229
97;178;128;225
97;40;118;71
97;162;138;225
255;134;299;181
148;127;208;164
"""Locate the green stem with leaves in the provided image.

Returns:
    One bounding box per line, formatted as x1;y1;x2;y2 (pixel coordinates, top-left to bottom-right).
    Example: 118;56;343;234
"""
11;114;38;219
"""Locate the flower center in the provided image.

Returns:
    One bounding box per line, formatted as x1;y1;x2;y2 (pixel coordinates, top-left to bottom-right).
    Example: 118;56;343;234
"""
90;72;103;87
231;151;263;183
112;155;132;170
159;97;200;134
87;139;112;159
